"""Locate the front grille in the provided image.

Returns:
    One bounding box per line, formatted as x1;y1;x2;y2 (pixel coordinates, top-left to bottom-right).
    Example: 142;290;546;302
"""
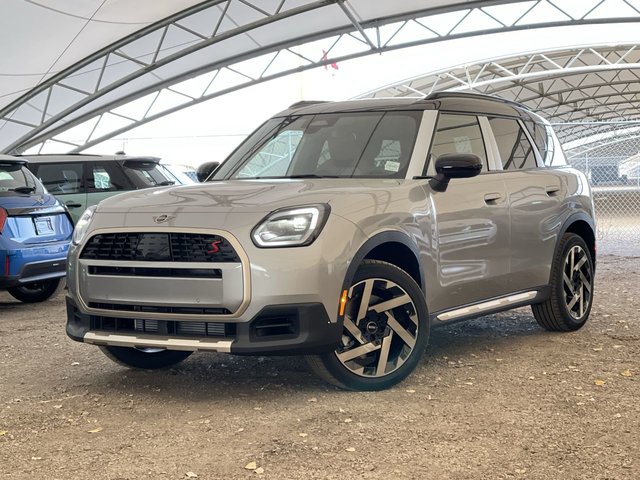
80;232;240;263
88;265;222;279
89;302;231;315
90;316;234;338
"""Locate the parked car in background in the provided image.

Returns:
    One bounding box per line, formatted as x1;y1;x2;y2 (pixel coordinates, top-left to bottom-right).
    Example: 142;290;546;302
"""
0;155;73;302
64;93;596;391
23;154;190;222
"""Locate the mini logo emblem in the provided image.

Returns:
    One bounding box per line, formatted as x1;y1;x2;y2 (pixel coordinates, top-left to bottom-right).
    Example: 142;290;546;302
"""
207;240;222;254
153;214;174;224
35;196;46;205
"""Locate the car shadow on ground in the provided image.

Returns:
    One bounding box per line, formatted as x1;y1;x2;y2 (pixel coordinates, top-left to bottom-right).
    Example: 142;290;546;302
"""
76;309;553;401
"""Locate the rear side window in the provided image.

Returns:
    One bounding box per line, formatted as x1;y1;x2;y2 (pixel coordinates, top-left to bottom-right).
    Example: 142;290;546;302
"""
488;117;537;170
427;114;488;172
88;162;132;192
32;162;84;194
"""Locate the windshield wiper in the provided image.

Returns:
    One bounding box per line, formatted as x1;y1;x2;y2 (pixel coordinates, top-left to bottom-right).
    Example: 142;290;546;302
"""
11;186;36;194
156;180;175;186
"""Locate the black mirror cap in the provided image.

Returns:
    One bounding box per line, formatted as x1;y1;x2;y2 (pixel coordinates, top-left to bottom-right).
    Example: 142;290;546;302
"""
196;161;221;182
435;153;483;179
429;153;482;192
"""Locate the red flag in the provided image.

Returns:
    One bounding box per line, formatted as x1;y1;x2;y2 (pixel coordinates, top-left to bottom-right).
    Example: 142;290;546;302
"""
321;50;339;71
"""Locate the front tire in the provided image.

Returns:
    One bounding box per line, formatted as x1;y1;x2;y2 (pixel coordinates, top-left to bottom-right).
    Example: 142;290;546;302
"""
307;260;429;391
532;233;595;331
100;346;192;370
7;278;62;303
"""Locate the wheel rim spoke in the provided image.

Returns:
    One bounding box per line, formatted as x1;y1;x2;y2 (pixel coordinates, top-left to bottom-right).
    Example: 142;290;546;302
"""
574;255;587;272
563;272;574;293
343;317;366;345
376;333;393;376
356;279;374;322
580;272;592;292
369;294;411;314
387;313;416;348
336;341;380;363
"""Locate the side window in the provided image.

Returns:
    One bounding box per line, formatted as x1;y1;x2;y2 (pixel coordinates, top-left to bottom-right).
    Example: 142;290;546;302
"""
32;163;84;194
427;114;488;173
88;162;132;192
488;117;537;170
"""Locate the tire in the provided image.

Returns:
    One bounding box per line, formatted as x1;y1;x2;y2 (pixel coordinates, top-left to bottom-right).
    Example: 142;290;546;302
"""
100;346;192;370
532;233;595;332
7;278;62;303
307;260;429;391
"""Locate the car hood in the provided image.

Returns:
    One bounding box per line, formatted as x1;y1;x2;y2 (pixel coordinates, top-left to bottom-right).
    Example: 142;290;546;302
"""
96;179;407;214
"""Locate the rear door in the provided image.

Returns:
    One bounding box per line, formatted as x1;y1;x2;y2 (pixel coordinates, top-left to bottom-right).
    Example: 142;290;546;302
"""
30;162;86;222
487;116;563;291
425;113;511;313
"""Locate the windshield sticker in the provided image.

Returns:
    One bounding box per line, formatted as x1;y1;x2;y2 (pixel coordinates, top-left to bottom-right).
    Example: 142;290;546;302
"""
384;161;401;172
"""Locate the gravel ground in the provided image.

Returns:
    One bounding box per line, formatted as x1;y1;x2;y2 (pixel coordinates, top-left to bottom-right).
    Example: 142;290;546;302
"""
0;255;638;480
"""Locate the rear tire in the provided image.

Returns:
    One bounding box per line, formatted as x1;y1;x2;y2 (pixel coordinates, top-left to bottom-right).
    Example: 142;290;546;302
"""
7;278;62;303
307;260;429;391
100;346;192;370
532;233;594;332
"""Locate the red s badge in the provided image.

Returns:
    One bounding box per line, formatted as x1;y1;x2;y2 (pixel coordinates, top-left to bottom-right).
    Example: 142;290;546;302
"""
207;240;222;254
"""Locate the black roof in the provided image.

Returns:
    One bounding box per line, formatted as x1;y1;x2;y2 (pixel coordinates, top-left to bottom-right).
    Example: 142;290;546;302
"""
277;92;539;123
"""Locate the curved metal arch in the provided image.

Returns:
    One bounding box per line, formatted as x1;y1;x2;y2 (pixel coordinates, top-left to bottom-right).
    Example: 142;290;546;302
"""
556;123;640;157
5;0;640;153
361;43;640;144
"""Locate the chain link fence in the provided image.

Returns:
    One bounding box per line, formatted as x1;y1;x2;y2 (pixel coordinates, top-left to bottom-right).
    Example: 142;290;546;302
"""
557;124;640;255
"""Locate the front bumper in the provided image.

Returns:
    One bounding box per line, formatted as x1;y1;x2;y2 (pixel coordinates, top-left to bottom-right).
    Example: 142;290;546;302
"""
66;296;342;356
0;257;67;289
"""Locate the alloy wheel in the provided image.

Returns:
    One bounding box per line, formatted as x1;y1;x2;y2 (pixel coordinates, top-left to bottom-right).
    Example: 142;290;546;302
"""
563;245;593;319
335;278;419;378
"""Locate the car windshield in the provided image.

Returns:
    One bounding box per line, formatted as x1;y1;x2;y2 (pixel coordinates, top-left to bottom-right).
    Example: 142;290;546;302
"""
0;162;45;196
214;111;422;180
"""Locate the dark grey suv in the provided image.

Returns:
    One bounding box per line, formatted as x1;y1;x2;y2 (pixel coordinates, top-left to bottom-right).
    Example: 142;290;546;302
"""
65;93;596;391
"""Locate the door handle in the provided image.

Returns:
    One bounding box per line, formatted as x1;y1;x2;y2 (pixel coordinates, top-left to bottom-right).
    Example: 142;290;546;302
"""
545;185;560;196
65;202;82;208
484;192;502;203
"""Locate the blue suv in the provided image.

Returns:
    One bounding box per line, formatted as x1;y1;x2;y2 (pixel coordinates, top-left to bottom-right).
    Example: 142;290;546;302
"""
0;155;73;302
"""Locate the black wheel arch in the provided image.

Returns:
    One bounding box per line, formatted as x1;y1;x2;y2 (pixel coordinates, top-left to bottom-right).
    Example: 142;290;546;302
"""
342;231;424;293
556;212;597;269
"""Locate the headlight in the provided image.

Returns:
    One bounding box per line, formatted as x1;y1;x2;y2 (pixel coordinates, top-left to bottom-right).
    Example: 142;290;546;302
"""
72;205;97;245
252;204;330;248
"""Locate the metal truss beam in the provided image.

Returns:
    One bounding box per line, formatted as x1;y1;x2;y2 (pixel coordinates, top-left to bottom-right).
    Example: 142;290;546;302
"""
363;43;640;145
5;0;640;153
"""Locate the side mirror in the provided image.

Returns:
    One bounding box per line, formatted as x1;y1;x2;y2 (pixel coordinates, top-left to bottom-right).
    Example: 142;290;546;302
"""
196;161;220;182
430;153;482;192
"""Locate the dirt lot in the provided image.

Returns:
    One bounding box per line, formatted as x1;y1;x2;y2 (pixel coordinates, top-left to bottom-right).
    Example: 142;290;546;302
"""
1;255;638;480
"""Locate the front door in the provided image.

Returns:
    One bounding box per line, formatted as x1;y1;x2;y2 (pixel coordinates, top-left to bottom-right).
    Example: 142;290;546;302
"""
425;113;511;313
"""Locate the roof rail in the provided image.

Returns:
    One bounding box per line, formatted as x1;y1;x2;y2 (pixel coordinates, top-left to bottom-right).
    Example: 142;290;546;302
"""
425;91;527;109
287;100;329;109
